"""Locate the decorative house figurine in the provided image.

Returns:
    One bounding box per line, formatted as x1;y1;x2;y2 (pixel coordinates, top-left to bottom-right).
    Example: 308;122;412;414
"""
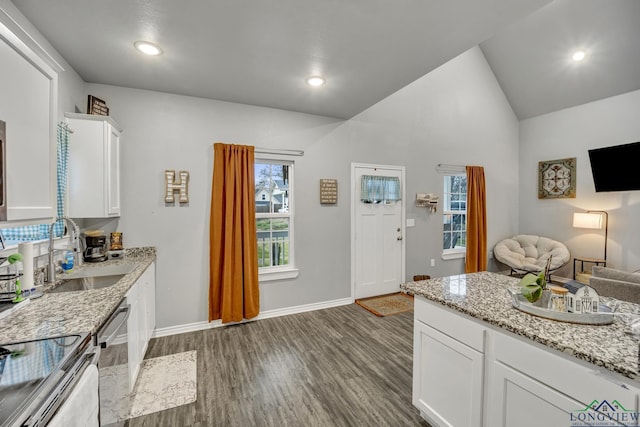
563;280;600;314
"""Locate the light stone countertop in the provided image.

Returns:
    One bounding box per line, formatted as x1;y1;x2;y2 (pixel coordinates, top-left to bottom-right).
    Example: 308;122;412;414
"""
400;271;640;380
0;247;156;344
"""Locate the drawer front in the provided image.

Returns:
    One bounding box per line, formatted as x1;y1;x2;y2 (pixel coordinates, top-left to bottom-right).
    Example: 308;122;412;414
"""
414;296;485;352
493;331;639;413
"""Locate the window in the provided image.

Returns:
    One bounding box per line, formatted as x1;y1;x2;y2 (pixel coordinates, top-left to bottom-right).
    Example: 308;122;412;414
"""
255;160;297;280
442;174;467;259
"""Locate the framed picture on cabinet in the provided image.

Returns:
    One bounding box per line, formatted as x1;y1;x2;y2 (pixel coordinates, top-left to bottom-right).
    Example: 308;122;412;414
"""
538;157;576;199
87;95;109;116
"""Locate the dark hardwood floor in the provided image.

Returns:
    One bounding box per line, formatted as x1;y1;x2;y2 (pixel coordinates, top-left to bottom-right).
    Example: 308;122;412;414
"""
122;304;430;427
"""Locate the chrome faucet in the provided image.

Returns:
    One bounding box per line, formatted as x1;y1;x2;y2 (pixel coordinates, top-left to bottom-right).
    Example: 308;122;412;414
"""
47;217;82;284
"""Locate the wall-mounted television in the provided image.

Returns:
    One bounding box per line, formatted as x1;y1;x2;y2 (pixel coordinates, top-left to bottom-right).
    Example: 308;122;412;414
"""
588;141;640;192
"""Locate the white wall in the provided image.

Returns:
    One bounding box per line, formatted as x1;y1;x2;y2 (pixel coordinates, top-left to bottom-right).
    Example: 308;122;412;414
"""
84;84;346;328
519;89;640;275
2;0;522;329
347;46;520;279
86;45;520;330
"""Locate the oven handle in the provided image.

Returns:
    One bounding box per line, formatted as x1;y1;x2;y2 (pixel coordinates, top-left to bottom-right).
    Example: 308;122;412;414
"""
98;304;130;348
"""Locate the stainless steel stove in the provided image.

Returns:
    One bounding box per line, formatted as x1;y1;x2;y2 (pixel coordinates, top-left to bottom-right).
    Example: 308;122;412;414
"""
0;333;98;427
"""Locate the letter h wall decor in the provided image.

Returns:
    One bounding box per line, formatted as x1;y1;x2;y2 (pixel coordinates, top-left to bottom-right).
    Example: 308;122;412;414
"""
165;170;190;203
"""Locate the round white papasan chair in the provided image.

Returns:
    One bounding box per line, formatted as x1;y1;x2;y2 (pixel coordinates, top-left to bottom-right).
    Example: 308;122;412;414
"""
493;235;570;277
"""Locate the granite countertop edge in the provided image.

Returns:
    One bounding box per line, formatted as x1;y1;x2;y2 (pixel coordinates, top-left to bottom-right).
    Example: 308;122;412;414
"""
0;246;156;343
401;272;640;381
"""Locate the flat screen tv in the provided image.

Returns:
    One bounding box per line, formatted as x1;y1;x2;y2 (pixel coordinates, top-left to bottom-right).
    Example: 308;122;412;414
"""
588;141;640;192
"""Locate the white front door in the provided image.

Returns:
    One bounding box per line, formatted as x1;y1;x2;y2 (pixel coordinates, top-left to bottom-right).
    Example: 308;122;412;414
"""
352;164;405;299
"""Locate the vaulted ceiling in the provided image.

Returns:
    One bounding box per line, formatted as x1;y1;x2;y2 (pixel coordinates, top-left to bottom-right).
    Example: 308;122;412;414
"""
12;0;640;120
480;0;640;119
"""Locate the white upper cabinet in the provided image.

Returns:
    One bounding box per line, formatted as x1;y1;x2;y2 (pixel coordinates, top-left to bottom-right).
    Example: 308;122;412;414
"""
0;19;57;222
65;113;122;218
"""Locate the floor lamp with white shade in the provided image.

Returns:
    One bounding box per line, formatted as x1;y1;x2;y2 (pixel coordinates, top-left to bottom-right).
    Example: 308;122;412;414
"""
573;210;609;262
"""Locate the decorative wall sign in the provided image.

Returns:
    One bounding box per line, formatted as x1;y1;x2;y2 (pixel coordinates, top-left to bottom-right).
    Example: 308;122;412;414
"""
87;95;109;116
538;157;576;199
320;179;338;204
165;170;190;203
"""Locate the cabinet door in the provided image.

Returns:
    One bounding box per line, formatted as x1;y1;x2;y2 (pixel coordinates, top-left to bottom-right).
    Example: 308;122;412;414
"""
126;282;140;392
487;362;602;427
106;125;120;216
0;21;57;222
413;320;484;427
66;113;122;218
144;263;156;343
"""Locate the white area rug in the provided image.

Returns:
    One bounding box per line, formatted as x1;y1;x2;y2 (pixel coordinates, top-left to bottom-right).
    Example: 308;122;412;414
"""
100;350;197;424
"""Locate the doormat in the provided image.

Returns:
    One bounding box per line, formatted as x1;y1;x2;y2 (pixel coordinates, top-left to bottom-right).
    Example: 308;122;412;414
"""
100;350;197;424
355;292;414;317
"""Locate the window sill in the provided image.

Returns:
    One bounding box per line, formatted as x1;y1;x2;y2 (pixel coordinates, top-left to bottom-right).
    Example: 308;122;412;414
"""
442;250;465;260
259;268;299;282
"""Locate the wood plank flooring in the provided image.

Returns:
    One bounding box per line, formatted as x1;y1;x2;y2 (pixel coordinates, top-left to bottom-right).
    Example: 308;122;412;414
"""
121;304;430;427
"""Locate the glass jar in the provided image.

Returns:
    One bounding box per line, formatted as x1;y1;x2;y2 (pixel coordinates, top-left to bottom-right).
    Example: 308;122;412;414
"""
547;285;569;312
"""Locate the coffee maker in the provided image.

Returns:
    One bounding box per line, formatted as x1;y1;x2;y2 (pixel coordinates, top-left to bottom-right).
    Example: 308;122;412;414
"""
84;235;107;262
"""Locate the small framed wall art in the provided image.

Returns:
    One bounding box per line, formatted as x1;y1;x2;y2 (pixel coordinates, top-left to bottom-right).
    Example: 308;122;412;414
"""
320;179;338;204
538;157;576;199
87;95;109;116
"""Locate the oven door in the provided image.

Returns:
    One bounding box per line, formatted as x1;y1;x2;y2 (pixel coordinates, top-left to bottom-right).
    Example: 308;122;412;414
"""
46;359;100;427
1;333;100;427
0;120;6;222
95;298;130;425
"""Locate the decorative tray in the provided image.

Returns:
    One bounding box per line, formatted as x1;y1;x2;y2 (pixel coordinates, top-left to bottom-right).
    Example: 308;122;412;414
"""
507;289;614;325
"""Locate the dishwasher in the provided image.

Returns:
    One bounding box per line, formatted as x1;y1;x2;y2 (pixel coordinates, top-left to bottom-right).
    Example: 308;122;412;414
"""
95;297;130;425
0;332;99;427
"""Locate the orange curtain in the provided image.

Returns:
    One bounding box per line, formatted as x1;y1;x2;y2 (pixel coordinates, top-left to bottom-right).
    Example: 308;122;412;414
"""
209;143;259;323
465;166;487;273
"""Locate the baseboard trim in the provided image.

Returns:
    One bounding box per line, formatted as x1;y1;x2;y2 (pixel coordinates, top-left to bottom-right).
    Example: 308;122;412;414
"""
152;297;354;339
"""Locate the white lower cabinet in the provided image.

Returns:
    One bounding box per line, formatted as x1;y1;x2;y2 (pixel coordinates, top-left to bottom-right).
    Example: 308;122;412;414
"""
126;262;156;391
489;331;639;427
487;362;587;427
126;278;140;391
413;296;640;427
413;320;484;427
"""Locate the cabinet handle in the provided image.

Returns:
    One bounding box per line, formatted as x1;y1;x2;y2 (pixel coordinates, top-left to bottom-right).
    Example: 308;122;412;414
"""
98;304;130;348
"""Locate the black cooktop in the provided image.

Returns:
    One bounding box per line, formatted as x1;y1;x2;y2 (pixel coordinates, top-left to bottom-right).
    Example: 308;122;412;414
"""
0;333;90;426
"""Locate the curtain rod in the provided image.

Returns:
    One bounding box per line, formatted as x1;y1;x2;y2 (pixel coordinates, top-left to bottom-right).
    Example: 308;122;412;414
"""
254;147;304;156
436;163;466;174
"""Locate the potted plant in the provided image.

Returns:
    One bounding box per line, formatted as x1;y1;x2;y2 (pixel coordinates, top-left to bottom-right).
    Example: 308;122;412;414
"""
520;256;553;306
7;253;25;303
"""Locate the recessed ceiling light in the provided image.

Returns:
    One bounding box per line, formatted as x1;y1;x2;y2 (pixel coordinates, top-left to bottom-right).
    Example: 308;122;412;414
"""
134;41;163;56
571;50;586;62
305;76;326;87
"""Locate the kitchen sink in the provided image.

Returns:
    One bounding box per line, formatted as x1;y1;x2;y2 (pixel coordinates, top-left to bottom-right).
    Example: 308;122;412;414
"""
49;263;136;293
65;263;136;278
50;274;127;293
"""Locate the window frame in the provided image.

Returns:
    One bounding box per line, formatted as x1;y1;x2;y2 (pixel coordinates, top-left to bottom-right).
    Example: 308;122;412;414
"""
255;158;298;281
442;173;467;260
